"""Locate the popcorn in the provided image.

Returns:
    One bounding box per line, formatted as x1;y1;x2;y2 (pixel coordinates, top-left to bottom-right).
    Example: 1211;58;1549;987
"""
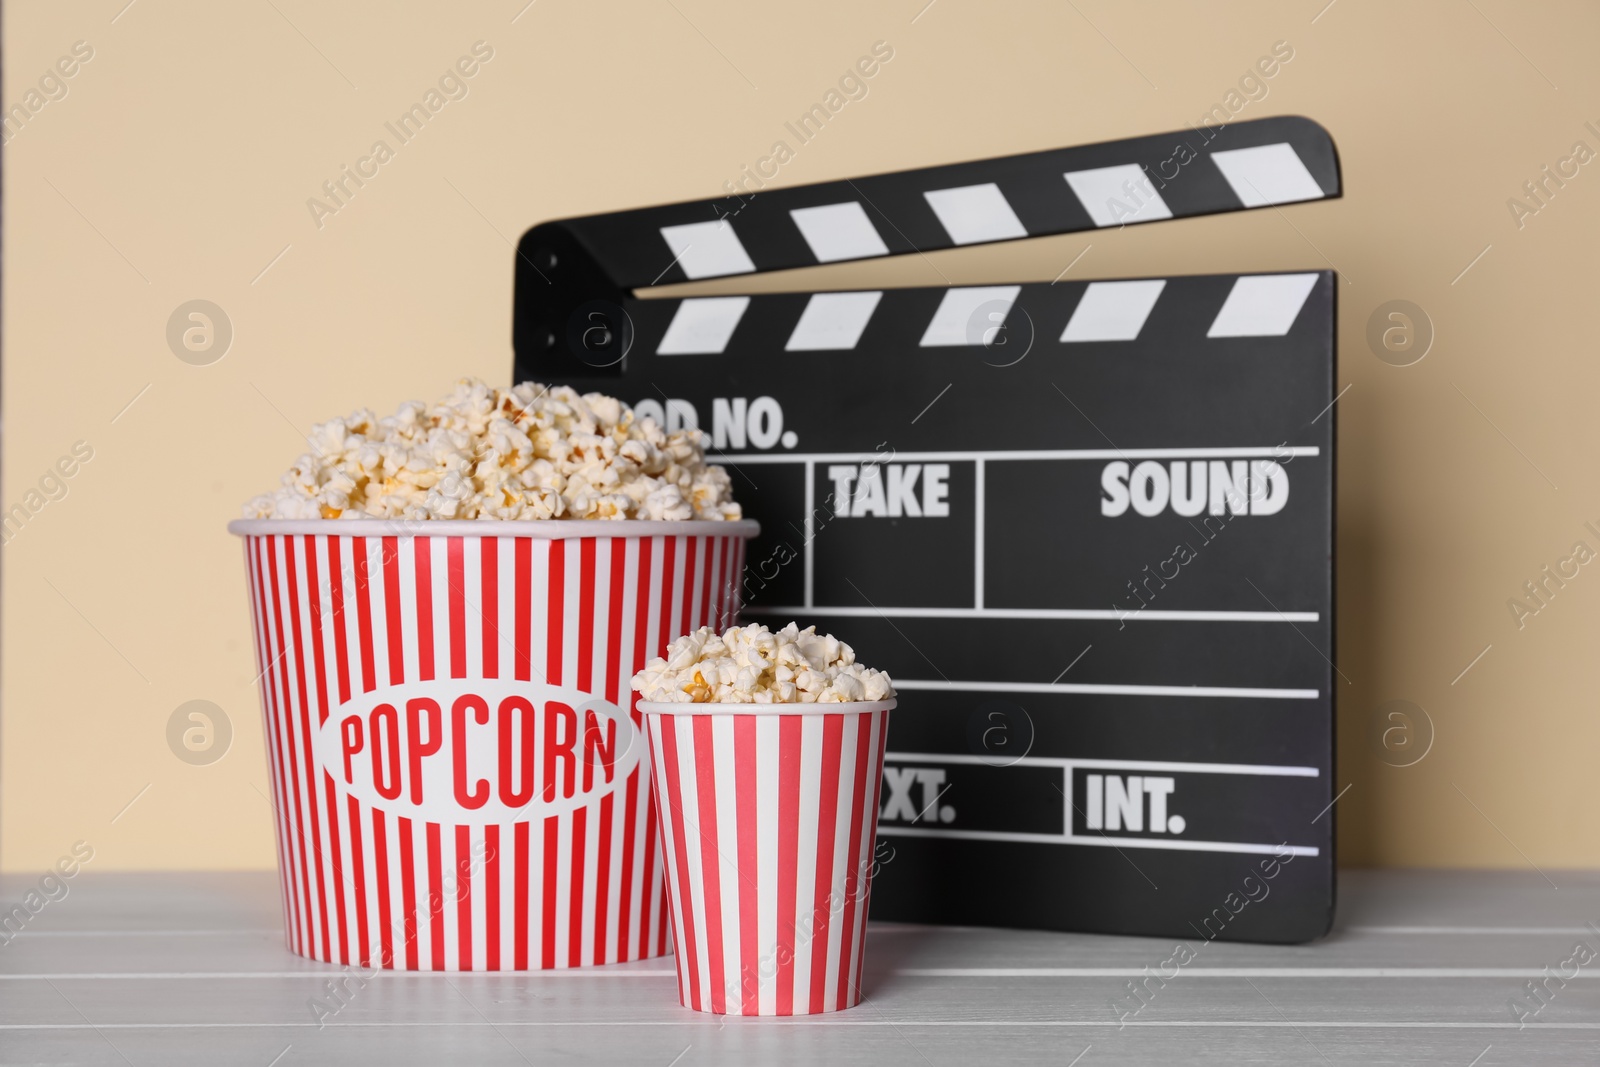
632;623;895;705
243;378;743;522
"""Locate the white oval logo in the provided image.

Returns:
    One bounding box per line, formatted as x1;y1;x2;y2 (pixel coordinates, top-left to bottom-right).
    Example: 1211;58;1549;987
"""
314;678;642;824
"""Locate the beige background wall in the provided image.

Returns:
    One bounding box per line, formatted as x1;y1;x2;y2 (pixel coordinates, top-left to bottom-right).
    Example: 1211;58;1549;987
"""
4;0;1597;872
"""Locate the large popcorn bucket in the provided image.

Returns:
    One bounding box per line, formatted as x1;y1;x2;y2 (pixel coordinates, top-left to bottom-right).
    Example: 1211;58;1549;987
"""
228;518;757;970
636;698;896;1015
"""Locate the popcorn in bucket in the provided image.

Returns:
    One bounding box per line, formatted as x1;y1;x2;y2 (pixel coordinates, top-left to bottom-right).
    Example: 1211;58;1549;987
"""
635;624;896;1014
232;380;754;969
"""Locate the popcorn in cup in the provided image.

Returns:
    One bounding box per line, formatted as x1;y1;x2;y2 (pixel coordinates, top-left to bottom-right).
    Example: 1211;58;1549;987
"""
231;380;756;970
634;624;896;1015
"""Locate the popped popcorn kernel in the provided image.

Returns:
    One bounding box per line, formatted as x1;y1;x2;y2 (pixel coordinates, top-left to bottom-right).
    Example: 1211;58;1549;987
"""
632;623;895;705
243;378;743;522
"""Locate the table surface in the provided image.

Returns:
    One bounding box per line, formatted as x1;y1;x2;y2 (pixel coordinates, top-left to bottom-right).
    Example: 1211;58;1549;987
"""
2;869;1597;1065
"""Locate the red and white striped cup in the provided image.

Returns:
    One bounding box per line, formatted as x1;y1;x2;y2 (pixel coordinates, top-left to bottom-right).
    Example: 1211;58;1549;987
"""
637;698;896;1015
228;518;756;970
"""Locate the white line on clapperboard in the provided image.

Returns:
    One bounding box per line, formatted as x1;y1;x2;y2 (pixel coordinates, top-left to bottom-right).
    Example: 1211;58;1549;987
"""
888;679;1318;699
729;444;1323;618
878;751;1322;857
726;446;1322;465
744;606;1320;622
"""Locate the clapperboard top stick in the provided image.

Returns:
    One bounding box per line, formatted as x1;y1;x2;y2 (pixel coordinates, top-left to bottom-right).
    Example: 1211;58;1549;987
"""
513;115;1339;374
509;115;1343;946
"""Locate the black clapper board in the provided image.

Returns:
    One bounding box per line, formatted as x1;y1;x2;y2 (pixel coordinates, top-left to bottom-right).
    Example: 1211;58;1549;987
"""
512;115;1340;944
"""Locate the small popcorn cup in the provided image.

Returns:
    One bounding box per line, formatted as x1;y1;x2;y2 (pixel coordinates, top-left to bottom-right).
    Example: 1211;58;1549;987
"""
637;697;896;1015
228;517;757;970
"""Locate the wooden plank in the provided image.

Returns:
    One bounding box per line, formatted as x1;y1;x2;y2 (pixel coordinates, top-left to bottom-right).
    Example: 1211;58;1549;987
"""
2;870;1596;1065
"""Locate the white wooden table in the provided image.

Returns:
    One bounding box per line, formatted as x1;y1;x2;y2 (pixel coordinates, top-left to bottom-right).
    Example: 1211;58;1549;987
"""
3;870;1595;1064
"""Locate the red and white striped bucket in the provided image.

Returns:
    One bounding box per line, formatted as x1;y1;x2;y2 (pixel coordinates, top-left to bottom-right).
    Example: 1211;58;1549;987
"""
637;698;895;1015
228;518;756;970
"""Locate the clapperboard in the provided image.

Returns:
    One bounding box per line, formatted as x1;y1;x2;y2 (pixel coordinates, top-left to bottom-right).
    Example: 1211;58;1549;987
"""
512;115;1340;944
